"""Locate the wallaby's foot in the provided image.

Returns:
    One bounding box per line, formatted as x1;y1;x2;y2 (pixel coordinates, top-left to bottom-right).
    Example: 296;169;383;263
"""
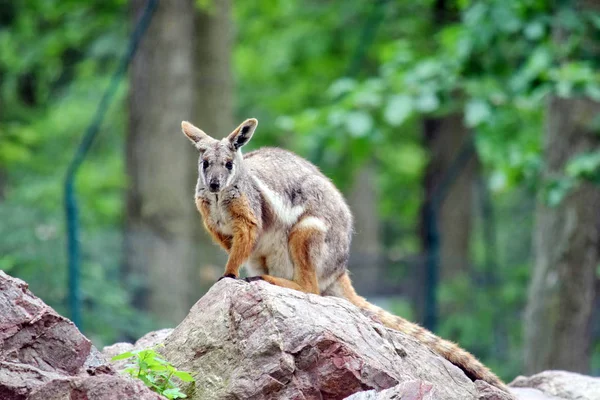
218;273;237;281
244;276;264;283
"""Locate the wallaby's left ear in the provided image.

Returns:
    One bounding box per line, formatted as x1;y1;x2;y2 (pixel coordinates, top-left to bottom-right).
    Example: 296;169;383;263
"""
227;118;258;150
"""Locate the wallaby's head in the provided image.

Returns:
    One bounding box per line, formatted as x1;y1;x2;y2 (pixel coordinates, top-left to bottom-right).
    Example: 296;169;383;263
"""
181;118;258;193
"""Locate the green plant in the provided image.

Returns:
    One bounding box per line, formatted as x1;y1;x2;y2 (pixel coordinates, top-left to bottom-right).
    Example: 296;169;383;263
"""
112;347;195;399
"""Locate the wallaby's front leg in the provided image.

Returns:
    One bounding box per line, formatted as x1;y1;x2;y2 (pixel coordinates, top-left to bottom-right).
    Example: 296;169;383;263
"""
221;196;258;279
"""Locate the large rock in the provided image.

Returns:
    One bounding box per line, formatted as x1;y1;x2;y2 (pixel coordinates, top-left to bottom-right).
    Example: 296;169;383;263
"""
5;269;599;400
26;375;164;400
161;279;510;400
0;271;161;400
510;371;600;400
0;271;99;376
343;380;436;400
347;379;522;400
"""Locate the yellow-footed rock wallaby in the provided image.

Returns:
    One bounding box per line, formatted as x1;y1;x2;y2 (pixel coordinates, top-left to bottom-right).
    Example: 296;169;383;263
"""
181;118;508;392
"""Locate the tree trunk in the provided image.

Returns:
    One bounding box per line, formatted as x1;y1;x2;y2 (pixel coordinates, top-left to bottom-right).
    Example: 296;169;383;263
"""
524;96;600;374
347;164;382;296
422;115;476;280
125;0;232;325
192;0;233;291
418;114;477;322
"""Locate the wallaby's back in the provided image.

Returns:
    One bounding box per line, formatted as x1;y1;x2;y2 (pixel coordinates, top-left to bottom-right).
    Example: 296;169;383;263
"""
244;147;351;225
243;147;353;291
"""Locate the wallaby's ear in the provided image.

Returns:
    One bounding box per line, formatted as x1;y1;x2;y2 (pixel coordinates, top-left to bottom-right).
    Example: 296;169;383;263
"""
227;118;258;150
181;121;210;148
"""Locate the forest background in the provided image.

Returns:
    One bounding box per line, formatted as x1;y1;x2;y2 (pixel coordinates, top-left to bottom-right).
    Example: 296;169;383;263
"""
1;0;599;381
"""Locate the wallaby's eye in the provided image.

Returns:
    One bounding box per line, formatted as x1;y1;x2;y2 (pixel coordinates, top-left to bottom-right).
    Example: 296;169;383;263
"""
202;160;209;169
225;161;233;170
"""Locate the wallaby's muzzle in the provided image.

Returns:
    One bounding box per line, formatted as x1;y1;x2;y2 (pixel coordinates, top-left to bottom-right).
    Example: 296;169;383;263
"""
209;180;220;192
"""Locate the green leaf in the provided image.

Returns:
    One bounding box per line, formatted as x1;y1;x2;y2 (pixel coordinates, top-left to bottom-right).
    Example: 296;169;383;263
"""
162;388;187;399
344;111;373;137
328;78;357;98
544;178;576;207
111;352;133;361
465;99;491;127
524;21;545;40
172;371;195;382
566;152;600;179
138;374;154;388
528;47;552;75
585;84;600;102
384;94;413;126
414;92;439;113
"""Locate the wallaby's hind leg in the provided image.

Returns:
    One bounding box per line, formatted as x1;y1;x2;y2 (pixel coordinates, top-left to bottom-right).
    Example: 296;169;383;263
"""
287;219;323;294
250;217;324;294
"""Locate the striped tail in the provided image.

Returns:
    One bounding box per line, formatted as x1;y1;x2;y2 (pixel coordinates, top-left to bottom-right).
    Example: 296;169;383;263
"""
334;273;509;393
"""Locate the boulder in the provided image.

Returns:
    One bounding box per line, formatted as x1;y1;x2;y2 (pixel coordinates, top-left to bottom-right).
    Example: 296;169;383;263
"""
0;271;99;376
510;371;600;400
27;375;164;400
161;279;512;400
0;271;161;400
346;379;522;400
343;380;435;400
474;381;519;400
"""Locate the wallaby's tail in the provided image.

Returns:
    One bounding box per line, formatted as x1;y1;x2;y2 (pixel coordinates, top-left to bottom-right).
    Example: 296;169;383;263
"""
332;273;509;393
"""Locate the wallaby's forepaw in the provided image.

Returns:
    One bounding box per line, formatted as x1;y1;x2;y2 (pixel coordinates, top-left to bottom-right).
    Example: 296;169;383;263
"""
244;276;264;283
218;273;237;281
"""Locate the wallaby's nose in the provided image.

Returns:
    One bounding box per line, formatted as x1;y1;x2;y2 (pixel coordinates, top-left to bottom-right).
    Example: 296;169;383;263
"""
209;180;220;192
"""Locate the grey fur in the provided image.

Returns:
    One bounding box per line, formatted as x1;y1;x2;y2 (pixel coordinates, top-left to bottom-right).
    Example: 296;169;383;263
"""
183;119;353;293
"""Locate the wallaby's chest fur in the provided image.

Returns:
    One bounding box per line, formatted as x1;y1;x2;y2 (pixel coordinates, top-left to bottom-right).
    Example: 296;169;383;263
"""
204;194;233;236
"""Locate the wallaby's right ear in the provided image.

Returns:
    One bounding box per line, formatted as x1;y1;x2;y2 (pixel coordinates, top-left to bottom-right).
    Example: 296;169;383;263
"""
181;121;210;149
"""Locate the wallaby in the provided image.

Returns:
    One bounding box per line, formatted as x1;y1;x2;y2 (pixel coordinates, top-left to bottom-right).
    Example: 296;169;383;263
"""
181;118;508;392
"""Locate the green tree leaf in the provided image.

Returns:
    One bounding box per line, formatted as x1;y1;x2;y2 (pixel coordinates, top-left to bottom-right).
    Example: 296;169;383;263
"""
384;94;413;126
465;99;491;127
344;111;373;137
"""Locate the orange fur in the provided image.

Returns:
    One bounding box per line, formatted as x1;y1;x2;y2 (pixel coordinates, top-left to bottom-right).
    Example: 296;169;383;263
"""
258;275;304;291
222;195;258;277
287;224;322;294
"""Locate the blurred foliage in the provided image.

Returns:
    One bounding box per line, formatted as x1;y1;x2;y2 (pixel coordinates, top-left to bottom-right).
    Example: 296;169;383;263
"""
0;0;153;345
1;0;599;378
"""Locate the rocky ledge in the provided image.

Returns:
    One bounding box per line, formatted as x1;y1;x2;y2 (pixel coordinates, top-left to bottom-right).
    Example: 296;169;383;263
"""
1;271;598;400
